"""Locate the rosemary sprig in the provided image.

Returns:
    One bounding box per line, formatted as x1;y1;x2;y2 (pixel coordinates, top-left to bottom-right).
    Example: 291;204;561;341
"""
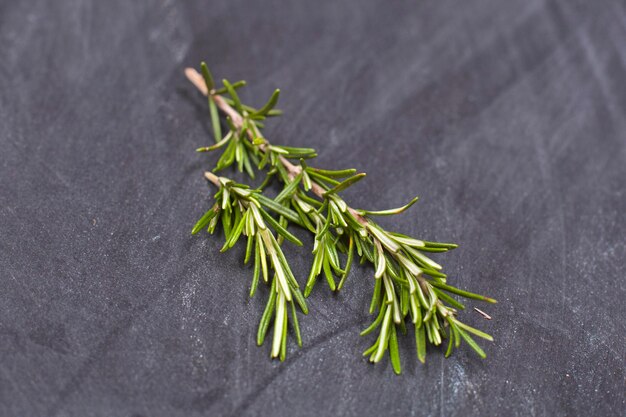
192;173;307;360
187;63;496;372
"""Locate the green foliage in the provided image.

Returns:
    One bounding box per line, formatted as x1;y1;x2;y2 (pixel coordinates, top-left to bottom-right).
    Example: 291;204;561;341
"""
188;63;496;371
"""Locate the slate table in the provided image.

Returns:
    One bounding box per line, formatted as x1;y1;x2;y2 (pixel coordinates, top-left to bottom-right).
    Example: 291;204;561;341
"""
1;1;625;416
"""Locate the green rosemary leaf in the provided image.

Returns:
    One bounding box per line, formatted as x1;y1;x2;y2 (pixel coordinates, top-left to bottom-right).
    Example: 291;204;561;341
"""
272;292;286;357
249;113;265;121
242;148;256;179
282;152;317;160
316;212;332;241
256;194;303;226
197;131;232;152
222;79;242;113
268;145;289;155
250;242;260;298
457;327;486;359
367;224;401;253
421;268;447;279
213;80;246;95
221;211;246;251
258;169;275;190
357;196;419;217
236;142;245;173
403;245;442;270
207;213;220;234
276;213;287;245
329;202;347;227
330;194;348;213
306;167;357;178
221;203;232;235
322;256;336;291
372;308;392;362
209;99;222;143
324;173;366;195
291;286;308;314
360;303;387;336
258;149;270;170
410;292;422;324
225;116;238;133
324;239;342;273
254;89;280;116
343;210;366;235
214;138;237;171
401;286;410;317
244;233;254;264
445;330;454;358
273;145;317;159
302;170;312;191
360;238;375;263
257;278;277;346
415;321;426;363
291;201;316;233
305;169;340;187
389;324;401;375
191;205;219;235
266;232;299;291
384;254;406;285
266;108;283;117
425;320;433;344
296;190;323;208
304;247;324;297
267;250;292;302
314;199;329;216
395;253;423;277
290;300;303;347
423;241;458;249
454;320;494;341
416;247;449;253
374;243;386;279
257;236;268;283
415;282;429;312
448;318;461;348
337;235;354;290
280;297;288;361
259;208;303;246
363;338;379;357
274;173;303;204
432;288;465;310
429;280;497;303
369;277;382;314
422;305;434;323
200;62;215;90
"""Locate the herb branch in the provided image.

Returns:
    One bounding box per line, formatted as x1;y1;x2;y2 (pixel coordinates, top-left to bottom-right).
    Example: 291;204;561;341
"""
186;63;496;373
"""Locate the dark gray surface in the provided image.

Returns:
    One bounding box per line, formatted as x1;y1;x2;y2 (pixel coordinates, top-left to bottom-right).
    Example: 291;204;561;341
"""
1;0;625;416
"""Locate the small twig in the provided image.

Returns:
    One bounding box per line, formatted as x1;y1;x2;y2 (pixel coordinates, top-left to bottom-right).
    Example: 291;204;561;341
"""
473;307;492;320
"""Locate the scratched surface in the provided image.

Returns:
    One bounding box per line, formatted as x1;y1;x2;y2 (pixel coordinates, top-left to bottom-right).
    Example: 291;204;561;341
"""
1;0;625;416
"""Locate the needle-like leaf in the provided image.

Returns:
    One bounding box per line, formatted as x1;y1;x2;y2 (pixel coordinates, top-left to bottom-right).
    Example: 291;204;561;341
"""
357;196;419;216
255;89;280;116
200;62;215;90
389;324;402;375
324;173;366;195
259;208;303;246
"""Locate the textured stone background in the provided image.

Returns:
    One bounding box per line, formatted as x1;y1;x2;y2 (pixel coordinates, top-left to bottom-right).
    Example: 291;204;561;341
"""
1;0;625;416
